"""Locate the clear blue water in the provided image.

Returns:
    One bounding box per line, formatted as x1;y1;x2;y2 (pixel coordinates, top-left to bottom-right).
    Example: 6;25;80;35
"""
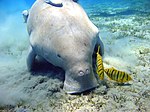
0;0;149;26
0;0;149;53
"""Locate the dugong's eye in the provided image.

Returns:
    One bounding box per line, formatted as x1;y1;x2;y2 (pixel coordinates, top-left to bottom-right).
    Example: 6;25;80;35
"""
57;54;61;58
85;69;90;74
78;70;85;76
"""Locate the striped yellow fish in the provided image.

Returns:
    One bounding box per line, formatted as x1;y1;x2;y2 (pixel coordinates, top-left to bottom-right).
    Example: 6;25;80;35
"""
96;46;104;80
104;67;132;83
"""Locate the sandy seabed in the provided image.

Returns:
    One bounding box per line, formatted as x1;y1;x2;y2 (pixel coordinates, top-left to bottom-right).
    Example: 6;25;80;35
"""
0;1;150;112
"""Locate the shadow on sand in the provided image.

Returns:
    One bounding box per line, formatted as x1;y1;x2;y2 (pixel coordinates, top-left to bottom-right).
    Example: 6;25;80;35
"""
30;59;65;82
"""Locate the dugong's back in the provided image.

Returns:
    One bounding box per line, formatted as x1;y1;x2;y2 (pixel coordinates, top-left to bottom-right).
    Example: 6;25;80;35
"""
27;0;99;68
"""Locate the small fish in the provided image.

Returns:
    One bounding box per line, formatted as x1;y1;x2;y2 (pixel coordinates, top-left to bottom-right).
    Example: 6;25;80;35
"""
96;46;104;80
95;45;132;83
104;67;132;83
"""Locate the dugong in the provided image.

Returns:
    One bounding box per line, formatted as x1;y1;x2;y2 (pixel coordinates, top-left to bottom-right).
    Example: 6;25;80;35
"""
26;0;104;93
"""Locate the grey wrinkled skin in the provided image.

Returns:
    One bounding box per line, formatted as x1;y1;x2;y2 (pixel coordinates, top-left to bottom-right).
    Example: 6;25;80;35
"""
26;0;104;94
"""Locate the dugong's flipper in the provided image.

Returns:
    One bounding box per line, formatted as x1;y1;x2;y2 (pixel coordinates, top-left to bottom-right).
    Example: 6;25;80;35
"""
44;0;63;7
27;46;36;71
22;10;29;23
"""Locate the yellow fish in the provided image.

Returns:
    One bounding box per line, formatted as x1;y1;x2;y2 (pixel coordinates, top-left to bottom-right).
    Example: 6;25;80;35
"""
96;46;104;80
104;67;132;83
96;46;132;83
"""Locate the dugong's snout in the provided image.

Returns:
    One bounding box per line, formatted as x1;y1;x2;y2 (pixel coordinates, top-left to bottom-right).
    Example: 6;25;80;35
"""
63;64;98;94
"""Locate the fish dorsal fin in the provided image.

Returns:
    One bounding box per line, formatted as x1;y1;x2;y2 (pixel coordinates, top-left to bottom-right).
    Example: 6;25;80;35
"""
111;67;115;70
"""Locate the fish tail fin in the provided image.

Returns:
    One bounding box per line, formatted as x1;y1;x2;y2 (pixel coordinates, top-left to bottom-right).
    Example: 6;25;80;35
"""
128;74;133;81
100;73;104;80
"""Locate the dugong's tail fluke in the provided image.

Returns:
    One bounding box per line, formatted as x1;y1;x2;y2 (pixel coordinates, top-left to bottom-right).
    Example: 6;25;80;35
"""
22;10;29;23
